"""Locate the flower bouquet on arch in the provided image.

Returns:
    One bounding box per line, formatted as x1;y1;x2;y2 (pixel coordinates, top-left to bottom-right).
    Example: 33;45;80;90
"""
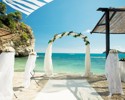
119;58;125;61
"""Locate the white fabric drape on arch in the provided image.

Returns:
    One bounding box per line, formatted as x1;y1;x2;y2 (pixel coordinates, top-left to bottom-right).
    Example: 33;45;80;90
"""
24;53;37;88
84;44;91;77
44;43;53;76
105;51;123;96
0;52;15;100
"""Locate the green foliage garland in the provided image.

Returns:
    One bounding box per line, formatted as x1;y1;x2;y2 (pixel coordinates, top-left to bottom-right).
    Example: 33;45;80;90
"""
48;31;90;45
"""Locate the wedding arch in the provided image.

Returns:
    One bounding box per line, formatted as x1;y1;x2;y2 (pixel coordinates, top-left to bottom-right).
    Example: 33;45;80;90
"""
44;31;91;77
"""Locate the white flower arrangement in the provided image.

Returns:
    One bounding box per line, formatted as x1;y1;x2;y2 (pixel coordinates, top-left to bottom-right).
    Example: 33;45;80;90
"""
119;58;125;61
109;49;118;53
48;31;90;45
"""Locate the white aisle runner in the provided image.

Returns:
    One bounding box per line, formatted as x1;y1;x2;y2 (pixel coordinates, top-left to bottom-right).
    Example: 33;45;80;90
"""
35;79;103;100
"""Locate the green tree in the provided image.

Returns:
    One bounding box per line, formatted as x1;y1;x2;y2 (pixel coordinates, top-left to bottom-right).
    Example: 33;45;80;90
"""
0;2;6;14
7;11;22;22
14;11;22;21
4;13;16;29
4;11;22;30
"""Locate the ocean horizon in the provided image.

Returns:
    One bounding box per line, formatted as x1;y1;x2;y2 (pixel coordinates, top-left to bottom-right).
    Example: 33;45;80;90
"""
14;53;125;75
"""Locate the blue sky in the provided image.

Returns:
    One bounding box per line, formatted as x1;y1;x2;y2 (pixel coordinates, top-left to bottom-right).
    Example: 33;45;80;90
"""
5;0;125;53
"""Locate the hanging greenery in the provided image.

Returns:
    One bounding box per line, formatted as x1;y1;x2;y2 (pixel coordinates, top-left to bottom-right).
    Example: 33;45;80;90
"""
48;31;90;45
48;40;53;44
61;32;66;37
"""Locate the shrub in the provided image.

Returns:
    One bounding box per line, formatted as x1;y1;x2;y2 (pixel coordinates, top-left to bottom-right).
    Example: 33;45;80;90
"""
0;2;6;14
0;20;3;28
20;22;27;29
9;20;16;30
14;11;22;21
21;32;29;42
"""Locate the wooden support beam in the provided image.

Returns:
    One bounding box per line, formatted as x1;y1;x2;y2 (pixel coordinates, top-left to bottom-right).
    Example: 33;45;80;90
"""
105;11;110;58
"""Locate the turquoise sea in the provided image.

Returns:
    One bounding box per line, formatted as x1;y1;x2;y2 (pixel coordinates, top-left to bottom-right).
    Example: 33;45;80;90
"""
14;53;125;75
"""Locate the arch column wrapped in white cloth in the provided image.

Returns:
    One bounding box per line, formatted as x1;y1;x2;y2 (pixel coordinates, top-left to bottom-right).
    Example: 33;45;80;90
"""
105;49;123;97
0;51;15;100
44;42;53;76
24;52;37;88
84;44;91;77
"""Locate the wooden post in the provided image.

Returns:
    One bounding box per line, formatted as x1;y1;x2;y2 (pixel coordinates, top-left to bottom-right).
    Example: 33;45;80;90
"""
92;8;125;58
105;10;110;58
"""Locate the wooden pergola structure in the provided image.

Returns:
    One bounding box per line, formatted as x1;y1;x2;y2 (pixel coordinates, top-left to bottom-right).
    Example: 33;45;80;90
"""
91;7;125;57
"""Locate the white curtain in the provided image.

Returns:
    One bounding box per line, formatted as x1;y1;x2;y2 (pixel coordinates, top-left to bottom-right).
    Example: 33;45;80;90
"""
84;44;91;77
44;43;53;77
0;52;15;100
105;51;123;95
24;53;37;88
119;61;125;82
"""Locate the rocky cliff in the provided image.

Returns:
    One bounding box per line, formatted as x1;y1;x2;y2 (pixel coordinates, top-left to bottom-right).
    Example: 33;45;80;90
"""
0;2;35;57
0;24;35;57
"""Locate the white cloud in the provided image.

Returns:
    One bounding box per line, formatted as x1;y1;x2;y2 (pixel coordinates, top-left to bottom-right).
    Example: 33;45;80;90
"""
111;46;125;52
83;29;91;33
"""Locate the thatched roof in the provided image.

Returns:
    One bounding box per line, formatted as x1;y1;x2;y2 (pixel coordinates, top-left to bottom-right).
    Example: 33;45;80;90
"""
91;7;125;34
